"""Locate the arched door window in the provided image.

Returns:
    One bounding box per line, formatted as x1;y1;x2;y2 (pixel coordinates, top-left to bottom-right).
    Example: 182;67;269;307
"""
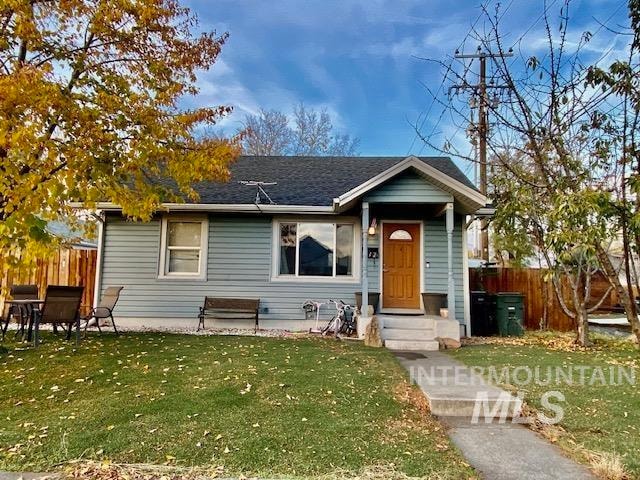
389;229;413;241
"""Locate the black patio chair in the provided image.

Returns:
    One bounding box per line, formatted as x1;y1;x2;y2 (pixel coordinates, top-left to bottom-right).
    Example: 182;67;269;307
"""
83;286;123;335
1;284;39;340
33;286;84;347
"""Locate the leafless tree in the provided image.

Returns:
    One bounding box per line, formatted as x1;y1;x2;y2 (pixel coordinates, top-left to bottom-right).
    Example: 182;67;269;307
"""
242;103;359;156
414;1;634;345
242;109;291;156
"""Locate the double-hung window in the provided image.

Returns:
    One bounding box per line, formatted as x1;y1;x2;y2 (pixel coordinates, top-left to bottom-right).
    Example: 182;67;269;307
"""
276;221;357;280
159;216;208;279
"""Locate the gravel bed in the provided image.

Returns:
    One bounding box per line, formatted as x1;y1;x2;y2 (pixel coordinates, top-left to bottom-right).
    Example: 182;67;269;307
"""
114;325;296;337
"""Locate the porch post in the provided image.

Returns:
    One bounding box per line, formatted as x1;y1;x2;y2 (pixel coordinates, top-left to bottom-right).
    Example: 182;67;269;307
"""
361;201;370;319
93;211;106;309
446;202;456;320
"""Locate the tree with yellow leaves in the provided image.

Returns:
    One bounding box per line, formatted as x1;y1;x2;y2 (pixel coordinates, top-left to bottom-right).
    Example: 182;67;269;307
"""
0;0;240;265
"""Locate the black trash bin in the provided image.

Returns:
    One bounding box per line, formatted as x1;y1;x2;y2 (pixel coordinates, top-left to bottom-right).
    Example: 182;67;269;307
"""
470;291;497;336
496;292;525;336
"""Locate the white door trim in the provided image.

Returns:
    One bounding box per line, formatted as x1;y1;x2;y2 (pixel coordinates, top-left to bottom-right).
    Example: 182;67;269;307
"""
379;220;424;311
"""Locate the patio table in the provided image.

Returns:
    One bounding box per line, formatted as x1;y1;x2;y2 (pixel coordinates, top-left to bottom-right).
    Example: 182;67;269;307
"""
4;299;44;341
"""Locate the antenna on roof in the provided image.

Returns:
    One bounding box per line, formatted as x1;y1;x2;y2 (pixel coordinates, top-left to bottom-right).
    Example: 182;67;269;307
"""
238;180;277;205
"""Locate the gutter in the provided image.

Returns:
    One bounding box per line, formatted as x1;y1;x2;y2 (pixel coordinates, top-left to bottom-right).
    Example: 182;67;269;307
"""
464;206;496;230
70;202;336;215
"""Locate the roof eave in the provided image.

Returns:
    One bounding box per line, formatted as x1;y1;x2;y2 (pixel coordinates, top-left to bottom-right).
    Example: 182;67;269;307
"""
72;202;336;214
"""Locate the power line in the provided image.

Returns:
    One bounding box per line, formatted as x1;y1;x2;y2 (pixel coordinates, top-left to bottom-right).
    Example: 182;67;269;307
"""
412;0;517;157
406;5;487;155
452;46;513;261
507;0;560;68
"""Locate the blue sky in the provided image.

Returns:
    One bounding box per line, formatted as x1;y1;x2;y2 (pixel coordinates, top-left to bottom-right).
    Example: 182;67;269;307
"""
185;0;628;179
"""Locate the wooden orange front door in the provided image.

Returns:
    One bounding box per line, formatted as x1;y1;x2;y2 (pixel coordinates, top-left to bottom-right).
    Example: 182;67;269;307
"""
382;223;421;309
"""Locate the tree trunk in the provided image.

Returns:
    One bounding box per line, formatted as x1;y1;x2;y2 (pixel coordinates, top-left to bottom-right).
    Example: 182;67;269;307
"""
597;245;640;345
568;270;591;347
575;306;591;347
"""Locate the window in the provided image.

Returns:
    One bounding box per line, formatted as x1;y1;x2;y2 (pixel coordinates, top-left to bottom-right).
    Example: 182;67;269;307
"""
336;224;354;275
298;223;334;276
279;223;296;275
389;229;413;241
275;221;357;279
159;217;208;278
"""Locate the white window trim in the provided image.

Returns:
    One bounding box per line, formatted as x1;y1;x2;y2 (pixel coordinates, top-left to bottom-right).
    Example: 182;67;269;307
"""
271;218;361;283
158;215;208;280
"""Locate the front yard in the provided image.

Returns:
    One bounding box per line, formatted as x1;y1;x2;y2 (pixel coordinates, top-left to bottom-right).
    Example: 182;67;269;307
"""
451;333;640;478
0;333;473;479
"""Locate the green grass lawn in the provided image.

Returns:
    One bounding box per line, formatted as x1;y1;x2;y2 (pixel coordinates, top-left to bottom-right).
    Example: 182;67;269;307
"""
450;333;640;477
0;333;473;479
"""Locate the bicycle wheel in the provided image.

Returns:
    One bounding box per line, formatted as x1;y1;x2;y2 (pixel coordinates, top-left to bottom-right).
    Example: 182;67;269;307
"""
338;316;350;334
321;316;338;335
343;319;356;336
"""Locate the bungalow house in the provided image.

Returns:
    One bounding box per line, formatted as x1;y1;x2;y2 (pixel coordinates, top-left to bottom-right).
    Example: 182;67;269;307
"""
92;155;490;350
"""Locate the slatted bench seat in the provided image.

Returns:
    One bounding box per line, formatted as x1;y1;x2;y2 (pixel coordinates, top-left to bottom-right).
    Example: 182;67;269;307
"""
197;297;260;333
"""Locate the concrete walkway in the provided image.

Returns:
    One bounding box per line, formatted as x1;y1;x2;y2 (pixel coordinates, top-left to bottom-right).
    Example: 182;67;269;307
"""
393;350;596;480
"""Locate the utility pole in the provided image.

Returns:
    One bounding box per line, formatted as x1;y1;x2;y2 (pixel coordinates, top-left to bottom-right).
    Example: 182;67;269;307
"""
452;46;512;261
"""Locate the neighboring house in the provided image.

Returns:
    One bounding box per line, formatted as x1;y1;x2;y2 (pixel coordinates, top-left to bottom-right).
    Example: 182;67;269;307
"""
91;155;490;347
47;219;97;249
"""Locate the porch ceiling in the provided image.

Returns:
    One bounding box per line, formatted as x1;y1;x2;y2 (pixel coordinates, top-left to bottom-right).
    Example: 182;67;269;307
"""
368;203;451;218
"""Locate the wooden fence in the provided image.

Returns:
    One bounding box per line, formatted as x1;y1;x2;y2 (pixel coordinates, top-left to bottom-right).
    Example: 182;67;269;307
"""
1;249;97;313
469;267;617;331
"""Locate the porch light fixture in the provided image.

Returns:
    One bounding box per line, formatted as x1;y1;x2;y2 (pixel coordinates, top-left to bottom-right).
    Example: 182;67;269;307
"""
368;217;377;235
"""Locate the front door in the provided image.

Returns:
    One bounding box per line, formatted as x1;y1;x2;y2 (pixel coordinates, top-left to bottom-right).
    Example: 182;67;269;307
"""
382;223;421;309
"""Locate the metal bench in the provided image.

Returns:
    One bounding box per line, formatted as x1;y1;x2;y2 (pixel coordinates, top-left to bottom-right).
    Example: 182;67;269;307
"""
198;297;260;333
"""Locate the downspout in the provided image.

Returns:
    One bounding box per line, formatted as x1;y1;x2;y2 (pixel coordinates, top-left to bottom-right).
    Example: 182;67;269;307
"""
93;210;106;309
359;201;370;338
446;203;456;321
462;223;471;336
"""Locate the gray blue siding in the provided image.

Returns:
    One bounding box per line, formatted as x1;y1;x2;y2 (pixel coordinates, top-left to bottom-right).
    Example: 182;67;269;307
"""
366;233;381;293
101;168;468;326
362;218;465;318
102;214;466;325
423;218;465;319
102;216;364;323
363;171;453;203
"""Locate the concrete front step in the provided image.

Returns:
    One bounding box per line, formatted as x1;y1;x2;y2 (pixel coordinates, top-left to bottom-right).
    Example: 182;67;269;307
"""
394;351;524;419
384;339;440;351
428;390;523;418
381;316;435;329
382;327;436;340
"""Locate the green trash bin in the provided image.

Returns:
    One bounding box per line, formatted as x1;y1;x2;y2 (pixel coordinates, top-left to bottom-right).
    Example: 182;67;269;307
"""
496;293;525;336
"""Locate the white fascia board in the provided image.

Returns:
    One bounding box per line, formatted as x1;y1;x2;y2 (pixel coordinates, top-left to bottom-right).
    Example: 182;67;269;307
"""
73;202;336;214
333;156;488;210
475;207;496;217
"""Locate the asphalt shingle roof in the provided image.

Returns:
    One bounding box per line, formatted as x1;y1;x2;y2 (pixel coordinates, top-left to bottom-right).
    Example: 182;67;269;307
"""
172;156;477;206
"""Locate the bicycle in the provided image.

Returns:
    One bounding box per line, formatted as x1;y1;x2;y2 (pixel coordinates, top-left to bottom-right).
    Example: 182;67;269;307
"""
321;299;356;338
